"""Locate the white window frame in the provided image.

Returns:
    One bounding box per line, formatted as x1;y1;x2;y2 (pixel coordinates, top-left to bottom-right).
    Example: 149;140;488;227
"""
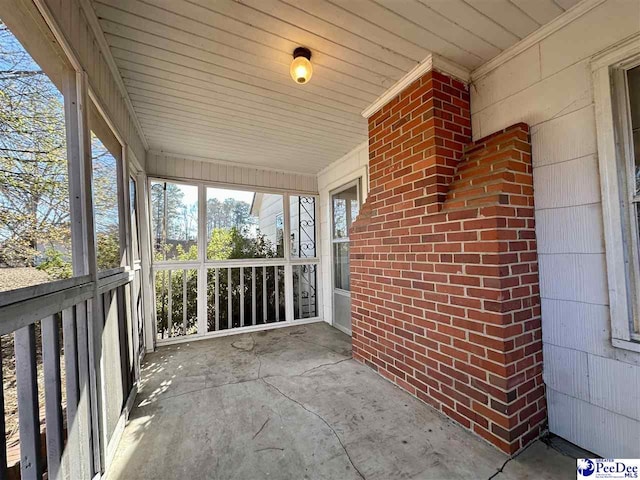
592;33;640;353
147;176;321;344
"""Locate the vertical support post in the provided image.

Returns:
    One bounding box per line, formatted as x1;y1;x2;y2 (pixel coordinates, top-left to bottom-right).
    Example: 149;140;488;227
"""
297;265;302;320
227;268;232;328
239;266;244;328
275;266;280;322
215;268;219;331
251;267;256;326
182;269;187;334
138;173;155;351
262;267;267;322
283;194;294;322
14;325;42;480
167;269;173;336
197;183;207;335
41;315;64;480
64;69;101;475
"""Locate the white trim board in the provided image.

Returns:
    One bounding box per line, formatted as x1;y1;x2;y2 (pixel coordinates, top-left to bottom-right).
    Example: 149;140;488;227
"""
471;0;608;80
361;54;471;119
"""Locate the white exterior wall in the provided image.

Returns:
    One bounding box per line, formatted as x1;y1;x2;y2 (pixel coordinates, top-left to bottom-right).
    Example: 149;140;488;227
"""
470;0;640;458
147;151;318;193
317;142;368;326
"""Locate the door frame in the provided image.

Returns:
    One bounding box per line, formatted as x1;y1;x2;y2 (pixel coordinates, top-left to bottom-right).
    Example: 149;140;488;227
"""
330;178;361;336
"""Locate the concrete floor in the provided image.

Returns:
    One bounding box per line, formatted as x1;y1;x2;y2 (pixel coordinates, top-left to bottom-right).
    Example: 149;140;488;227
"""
107;322;576;480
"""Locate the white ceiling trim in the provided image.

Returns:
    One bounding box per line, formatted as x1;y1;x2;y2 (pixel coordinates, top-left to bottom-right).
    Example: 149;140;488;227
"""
146;149;320;177
471;0;608;80
361;53;471;119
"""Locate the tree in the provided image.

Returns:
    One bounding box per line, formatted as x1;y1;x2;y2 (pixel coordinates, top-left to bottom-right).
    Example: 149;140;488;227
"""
0;20;71;272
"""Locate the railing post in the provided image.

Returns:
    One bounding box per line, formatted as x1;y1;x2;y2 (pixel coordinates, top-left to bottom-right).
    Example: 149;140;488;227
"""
41;315;64;480
14;325;42;480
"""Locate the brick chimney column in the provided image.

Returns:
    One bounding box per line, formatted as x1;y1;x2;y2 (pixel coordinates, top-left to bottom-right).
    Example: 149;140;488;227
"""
351;68;544;455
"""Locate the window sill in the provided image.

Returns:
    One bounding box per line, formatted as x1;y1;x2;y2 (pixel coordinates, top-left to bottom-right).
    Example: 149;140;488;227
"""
612;337;640;353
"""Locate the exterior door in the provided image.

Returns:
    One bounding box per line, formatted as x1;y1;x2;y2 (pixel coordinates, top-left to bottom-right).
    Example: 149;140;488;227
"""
331;180;360;335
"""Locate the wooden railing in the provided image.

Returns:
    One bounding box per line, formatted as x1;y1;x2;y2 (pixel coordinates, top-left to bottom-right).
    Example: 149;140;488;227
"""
153;260;319;343
0;268;141;480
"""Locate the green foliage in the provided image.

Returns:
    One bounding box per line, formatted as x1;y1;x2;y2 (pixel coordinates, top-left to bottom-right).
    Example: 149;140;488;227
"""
96;227;121;270
36;247;72;279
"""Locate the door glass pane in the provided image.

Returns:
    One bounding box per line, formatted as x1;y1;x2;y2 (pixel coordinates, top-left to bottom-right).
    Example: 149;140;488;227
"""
332;184;358;239
334;242;350;291
333;197;347;239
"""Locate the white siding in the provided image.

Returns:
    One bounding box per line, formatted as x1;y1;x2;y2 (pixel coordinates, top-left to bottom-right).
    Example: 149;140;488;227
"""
146;151;318;194
317;142;368;327
471;0;640;457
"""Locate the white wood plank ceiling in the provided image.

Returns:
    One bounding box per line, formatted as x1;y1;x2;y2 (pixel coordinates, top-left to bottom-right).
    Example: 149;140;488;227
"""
92;0;580;174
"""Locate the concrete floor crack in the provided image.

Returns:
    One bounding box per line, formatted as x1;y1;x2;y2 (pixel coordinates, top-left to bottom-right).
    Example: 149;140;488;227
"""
487;457;511;480
261;377;366;480
300;357;352;376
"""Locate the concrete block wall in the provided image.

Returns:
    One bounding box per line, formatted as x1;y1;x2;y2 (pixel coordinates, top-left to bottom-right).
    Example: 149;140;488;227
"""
350;68;544;454
470;0;640;458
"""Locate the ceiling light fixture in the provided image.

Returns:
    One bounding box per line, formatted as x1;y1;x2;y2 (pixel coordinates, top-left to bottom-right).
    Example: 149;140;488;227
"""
290;47;313;85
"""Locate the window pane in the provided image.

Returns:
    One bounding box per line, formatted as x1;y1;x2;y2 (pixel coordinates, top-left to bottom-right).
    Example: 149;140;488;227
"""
150;181;198;261
155;268;198;339
334;243;350;291
207;188;283;260
0;20;73;288
206;265;285;331
294;264;317;319
91;132;121;270
628;65;640;195
332;184;358;239
290;195;316;258
129;177;140;261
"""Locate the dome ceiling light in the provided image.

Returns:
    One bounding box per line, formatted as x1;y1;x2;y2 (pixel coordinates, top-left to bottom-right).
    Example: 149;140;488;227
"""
290;47;312;85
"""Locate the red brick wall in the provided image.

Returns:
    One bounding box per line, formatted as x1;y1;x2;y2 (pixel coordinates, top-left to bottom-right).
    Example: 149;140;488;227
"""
351;69;544;455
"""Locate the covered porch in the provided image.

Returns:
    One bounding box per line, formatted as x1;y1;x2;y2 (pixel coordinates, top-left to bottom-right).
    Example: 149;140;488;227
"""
107;322;573;480
0;0;639;478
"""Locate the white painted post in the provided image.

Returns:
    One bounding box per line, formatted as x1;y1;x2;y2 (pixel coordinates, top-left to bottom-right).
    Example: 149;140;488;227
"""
240;266;244;328
262;266;267;322
168;270;173;336
197;183;207;335
182;269;187;334
251;267;256;325
215;268;219;331
227;268;232;328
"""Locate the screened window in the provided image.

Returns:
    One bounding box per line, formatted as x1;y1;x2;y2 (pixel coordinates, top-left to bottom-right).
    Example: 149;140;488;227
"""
0;18;73;288
207;187;283;260
150;181;198;261
129;176;140;262
290;195;316;258
90;130;121;270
